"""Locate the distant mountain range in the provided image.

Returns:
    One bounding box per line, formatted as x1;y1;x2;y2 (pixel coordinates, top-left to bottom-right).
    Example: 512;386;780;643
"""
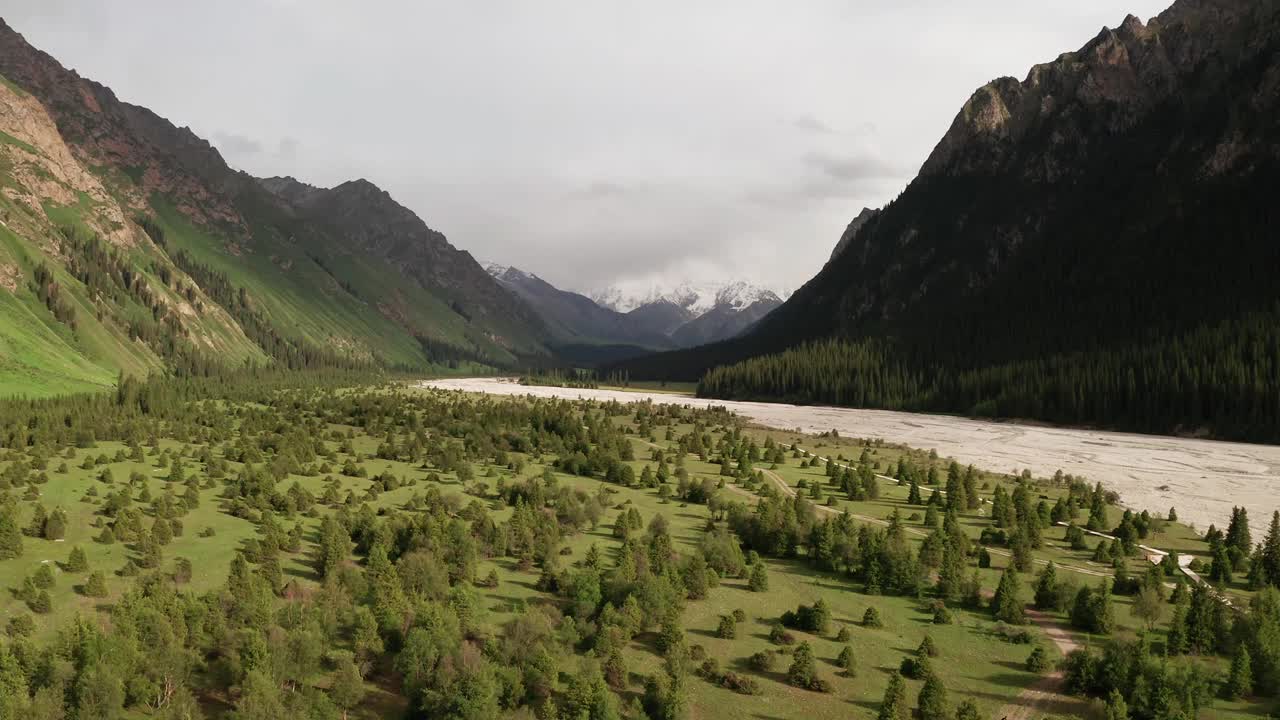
486;265;784;352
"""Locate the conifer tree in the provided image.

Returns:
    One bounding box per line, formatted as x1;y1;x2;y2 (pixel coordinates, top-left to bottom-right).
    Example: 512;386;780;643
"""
877;672;908;720
992;567;1025;624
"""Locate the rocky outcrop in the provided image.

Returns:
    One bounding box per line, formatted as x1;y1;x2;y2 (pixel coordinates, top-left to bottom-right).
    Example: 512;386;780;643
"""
828;207;879;263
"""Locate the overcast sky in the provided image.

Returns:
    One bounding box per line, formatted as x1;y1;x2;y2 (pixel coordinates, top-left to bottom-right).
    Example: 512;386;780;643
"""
7;0;1169;295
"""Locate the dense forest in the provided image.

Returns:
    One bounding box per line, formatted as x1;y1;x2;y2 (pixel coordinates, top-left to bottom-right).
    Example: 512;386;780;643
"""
696;308;1280;442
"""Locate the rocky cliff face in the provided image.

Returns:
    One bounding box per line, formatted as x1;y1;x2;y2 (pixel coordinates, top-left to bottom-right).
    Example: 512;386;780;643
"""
751;0;1280;352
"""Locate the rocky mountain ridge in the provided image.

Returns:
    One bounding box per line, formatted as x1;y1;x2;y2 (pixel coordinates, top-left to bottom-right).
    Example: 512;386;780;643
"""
487;265;783;349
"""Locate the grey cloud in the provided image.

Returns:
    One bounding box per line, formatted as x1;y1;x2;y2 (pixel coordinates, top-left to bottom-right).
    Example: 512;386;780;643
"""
793;114;833;134
802;150;896;182
212;132;264;155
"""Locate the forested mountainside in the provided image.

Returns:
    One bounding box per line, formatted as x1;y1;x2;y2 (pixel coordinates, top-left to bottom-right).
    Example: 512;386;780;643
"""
611;0;1280;442
0;19;550;395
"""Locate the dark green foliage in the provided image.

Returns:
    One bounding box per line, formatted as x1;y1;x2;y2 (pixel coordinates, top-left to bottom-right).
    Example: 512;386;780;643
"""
863;606;883;628
992;567;1025;625
877;672;908;720
1026;646;1049;674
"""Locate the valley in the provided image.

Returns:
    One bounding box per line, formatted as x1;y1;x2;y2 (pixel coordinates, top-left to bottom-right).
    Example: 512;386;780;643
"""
1;0;1279;718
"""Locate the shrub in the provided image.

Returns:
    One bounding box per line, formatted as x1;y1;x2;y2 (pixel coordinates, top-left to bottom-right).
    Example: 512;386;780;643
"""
716;615;737;639
1026;646;1050;673
747;650;776;672
768;623;796;646
720;671;762;695
6;614;34;637
862;607;883;628
837;645;855;675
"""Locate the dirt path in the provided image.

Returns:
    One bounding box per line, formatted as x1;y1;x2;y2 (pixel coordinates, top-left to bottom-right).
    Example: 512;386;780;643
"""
996;609;1084;720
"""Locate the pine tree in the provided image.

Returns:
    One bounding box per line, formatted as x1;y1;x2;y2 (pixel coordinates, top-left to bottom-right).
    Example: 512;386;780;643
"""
1262;511;1280;586
992;567;1025;624
0;501;23;560
877;672;908;720
1226;644;1253;699
837;645;855;675
748;562;769;592
330;658;366;720
917;672;949;720
1034;562;1059;610
84;571;109;598
787;642;817;689
1104;688;1129;720
67;545;89;572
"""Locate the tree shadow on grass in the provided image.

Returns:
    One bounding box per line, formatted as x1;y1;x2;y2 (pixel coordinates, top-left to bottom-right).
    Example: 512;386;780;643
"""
986;672;1043;690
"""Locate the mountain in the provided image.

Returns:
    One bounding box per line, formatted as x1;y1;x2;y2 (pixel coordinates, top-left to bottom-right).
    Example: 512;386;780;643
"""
500;271;785;350
669;297;780;347
590;279;782;316
611;0;1280;441
483;263;673;350
828;208;879;263
0;19;550;393
588;278;784;347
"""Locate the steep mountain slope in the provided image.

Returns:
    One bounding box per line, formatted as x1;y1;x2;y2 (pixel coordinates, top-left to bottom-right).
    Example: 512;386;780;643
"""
0;59;264;394
669;297;780;347
483;263;673;349
622;299;695;338
613;0;1280;440
0;19;550;392
827;207;878;263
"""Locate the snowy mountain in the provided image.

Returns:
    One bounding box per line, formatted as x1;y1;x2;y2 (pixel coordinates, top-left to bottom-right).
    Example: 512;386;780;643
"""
485;265;786;354
589;280;785;315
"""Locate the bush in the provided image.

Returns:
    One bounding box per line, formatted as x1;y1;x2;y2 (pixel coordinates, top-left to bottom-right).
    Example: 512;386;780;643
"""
717;615;737;639
747;650;776;672
1026;646;1050;673
29;590;52;614
862;607;883;628
900;655;931;680
720;671;762;695
769;623;796;645
835;625;851;642
6;614;34;637
837;645;855;675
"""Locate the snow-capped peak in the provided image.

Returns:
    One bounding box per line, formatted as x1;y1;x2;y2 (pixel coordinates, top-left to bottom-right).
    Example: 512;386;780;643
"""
484;262;536;284
588;280;785;315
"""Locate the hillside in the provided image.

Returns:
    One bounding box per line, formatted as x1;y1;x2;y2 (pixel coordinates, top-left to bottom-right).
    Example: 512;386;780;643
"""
611;0;1280;441
0;19;548;394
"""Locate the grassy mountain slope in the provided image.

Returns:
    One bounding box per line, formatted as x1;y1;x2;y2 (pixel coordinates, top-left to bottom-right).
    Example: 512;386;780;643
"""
0;19;552;394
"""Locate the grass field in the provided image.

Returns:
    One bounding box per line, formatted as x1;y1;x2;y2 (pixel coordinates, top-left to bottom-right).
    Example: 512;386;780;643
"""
0;387;1265;719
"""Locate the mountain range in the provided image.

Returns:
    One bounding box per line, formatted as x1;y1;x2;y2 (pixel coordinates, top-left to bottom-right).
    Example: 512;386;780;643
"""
485;265;784;353
610;0;1280;441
